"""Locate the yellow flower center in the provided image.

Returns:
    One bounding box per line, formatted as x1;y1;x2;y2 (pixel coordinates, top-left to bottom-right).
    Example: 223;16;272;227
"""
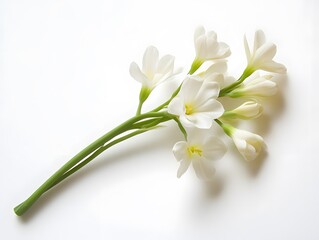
187;145;203;157
185;103;194;115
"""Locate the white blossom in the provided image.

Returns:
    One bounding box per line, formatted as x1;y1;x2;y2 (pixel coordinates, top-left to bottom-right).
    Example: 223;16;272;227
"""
129;46;180;91
224;101;263;120
198;61;236;88
228;72;277;98
230;128;266;161
244;30;286;73
194;26;231;63
173;128;226;179
168;75;224;129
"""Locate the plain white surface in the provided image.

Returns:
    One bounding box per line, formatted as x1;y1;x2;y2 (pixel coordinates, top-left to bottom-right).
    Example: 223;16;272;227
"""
1;0;318;239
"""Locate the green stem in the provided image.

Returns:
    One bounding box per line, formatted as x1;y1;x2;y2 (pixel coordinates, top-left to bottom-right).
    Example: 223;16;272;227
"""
215;119;233;137
14;54;202;216
136;100;143;115
136;87;151;116
219;67;254;97
44;117;170;192
44;128;154;192
14;111;166;216
188;58;203;75
171;116;187;140
132;116;170;129
132;117;162;128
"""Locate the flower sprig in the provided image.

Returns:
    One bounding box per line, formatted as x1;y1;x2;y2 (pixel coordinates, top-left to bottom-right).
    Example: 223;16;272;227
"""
14;26;286;216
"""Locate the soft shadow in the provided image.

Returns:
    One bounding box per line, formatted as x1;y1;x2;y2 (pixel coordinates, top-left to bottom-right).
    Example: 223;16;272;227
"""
231;74;287;178
240;74;287;177
245;150;268;177
225;143;267;178
252;95;285;136
17;125;182;221
202;175;225;199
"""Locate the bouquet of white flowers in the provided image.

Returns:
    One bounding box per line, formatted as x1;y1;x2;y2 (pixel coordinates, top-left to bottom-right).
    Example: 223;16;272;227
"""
14;26;286;216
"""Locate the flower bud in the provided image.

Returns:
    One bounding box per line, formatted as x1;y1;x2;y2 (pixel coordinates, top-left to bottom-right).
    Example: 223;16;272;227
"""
223;101;263;120
227;73;277;98
231;128;266;161
221;124;266;161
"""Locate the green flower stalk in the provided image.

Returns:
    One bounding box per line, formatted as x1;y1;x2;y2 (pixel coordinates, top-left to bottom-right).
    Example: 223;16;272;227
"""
14;27;286;216
14;111;171;216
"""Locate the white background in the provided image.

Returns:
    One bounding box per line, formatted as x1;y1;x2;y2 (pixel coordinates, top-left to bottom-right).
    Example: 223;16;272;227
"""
1;0;318;239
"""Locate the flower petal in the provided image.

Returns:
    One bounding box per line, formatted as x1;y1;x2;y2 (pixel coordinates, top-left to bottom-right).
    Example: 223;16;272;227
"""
173;141;188;162
197;78;221;101
253;30;266;53
177;159;192;178
254;42;277;64
167;97;185;116
244;34;251;62
206;30;217;40
205;42;219;59
202;159;217;180
195;35;207;60
242;71;260;84
216;42;231;58
157;55;174;75
179;114;198;128
260;60;287;73
194;26;205;42
192;158;215;180
142;46;159;78
203;72;225;88
183;113;213;129
205;62;228;74
244;80;277;96
231;101;263;119
196;99;224;119
179;76;203;102
232;129;266;161
129;62;148;85
203;136;227;161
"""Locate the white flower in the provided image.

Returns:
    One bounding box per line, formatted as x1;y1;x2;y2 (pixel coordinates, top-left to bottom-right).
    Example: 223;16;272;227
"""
228;72;277;98
129;46;180;91
198;61;236;88
194;26;231;63
223;101;263;120
229;127;266;161
244;30;286;73
197;62;227;87
168;75;224;129
173;128;226;180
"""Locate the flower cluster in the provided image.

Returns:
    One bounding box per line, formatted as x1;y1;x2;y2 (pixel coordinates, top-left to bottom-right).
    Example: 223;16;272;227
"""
14;26;286;216
131;26;286;179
